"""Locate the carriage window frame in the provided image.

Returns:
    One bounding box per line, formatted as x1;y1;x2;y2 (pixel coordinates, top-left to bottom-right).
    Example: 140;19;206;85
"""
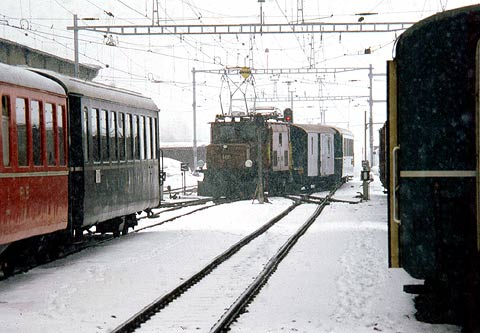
45;102;56;166
110;111;118;162
145;116;151;160
57;104;66;166
16;97;28;167
31;100;43;166
91;108;100;163
153;118;158;159
118;112;126;161
133;115;140;160
139;116;145;160
126;113;133;161
83;107;90;162
100;109;109;163
2;95;11;167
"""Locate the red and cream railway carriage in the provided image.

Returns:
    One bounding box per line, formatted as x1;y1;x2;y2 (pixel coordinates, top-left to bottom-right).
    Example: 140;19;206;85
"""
0;63;162;275
0;63;68;257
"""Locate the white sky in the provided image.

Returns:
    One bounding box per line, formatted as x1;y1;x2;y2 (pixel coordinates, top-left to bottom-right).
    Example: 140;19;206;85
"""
1;0;478;151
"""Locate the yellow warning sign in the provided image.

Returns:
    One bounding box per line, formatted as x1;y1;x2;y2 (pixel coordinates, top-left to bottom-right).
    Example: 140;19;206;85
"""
239;67;251;79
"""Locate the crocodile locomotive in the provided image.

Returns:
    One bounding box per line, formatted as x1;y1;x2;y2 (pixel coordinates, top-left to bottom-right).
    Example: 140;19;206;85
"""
198;109;354;198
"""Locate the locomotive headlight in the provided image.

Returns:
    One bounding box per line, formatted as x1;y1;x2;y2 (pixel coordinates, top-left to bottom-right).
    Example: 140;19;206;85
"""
245;159;253;168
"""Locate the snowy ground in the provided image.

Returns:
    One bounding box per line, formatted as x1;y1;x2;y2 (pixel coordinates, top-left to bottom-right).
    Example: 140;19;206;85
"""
0;176;461;333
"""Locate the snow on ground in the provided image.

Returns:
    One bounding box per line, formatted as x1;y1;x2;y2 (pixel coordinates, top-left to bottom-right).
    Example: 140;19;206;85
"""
162;157;202;190
0;178;462;333
232;181;461;333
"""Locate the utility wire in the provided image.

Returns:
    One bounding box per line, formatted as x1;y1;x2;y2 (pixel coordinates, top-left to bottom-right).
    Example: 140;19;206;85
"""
115;0;149;19
273;0;310;66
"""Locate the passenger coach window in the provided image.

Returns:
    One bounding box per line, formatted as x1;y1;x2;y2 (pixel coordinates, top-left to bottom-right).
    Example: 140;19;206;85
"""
16;98;27;166
57;105;66;166
133;115;140;160
100;109;108;162
145;117;151;159
139;116;145;160
45;103;55;166
92;108;100;162
118;112;125;161
2;95;11;167
110;111;118;161
31;101;42;166
126;114;133;160
153;118;158;159
83;107;89;162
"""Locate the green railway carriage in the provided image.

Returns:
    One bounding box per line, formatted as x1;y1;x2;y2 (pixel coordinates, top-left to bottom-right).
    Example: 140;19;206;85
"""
32;69;161;236
387;5;480;329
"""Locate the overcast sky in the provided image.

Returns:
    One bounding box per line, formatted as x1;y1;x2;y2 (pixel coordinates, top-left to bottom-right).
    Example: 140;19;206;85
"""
1;0;479;147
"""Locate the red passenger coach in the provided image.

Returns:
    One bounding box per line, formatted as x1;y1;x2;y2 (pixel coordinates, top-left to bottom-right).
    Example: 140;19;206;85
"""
0;63;68;249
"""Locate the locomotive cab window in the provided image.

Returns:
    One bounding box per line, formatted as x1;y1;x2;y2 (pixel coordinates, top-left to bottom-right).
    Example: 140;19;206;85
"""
2;95;11;167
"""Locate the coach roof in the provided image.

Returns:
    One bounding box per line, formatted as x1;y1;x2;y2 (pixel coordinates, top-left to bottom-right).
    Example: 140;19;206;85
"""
0;63;66;96
29;68;158;112
292;123;336;134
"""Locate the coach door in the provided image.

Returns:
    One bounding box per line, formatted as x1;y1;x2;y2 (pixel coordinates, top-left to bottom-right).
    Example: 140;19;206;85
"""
307;132;319;177
477;42;480;254
320;133;334;176
271;124;289;172
388;60;400;268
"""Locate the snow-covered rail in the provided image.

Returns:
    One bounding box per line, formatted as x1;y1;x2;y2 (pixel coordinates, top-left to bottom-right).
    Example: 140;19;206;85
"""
0;198;233;280
111;183;341;333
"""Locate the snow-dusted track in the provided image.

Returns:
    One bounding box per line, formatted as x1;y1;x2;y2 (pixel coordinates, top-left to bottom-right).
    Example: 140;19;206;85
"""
112;185;339;333
0;198;230;281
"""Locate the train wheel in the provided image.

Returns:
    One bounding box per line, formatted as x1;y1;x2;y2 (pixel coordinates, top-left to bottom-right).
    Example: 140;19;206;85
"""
121;222;129;236
113;225;122;238
1;259;14;277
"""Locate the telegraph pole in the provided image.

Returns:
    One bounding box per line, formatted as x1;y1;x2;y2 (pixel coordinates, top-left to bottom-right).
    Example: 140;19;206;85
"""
192;67;197;172
73;14;79;78
368;64;374;166
368;64;387;167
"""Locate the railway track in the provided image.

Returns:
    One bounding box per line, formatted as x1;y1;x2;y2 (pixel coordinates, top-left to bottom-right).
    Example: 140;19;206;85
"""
136;197;237;232
111;183;342;333
0;197;233;280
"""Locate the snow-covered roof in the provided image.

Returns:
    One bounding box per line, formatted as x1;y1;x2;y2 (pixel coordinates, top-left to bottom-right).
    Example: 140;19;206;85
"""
292;123;336;134
29;68;158;112
331;126;354;139
0;63;65;96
